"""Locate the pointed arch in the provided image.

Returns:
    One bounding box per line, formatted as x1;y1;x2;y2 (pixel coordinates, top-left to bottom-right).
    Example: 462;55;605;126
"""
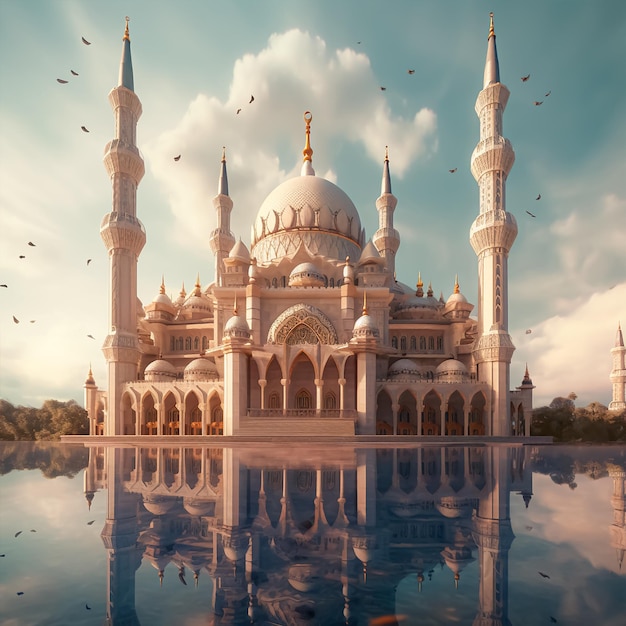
164;392;179;435
446;391;465;436
470;391;486;436
321;356;340;410
376;390;393;435
141;392;158;435
398;389;417;435
289;352;316;410
422;390;442;435
185;391;201;435
121;392;135;435
267;304;338;345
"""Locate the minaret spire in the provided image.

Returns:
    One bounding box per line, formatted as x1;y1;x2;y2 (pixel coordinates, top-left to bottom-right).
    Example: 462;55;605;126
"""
209;147;235;286
373;146;400;281
118;16;134;91
483;12;500;88
609;322;626;412
470;13;517;435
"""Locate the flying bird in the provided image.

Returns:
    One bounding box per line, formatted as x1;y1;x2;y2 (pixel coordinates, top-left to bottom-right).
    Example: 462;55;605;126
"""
57;78;69;84
173;154;181;161
15;531;22;537
545;90;551;97
19;255;25;259
28;241;35;246
87;520;95;525
81;126;90;133
536;193;541;200
71;70;79;76
30;320;36;324
525;524;533;529
0;554;5;557
525;210;536;218
380;86;387;91
30;529;36;532
86;604;92;610
249;95;254;103
525;329;532;335
407;69;415;74
449;168;457;173
550;618;557;624
1;284;7;288
82;37;91;45
521;74;530;82
87;259;92;266
236;108;241;114
538;571;550;579
17;592;24;596
12;316;19;324
534;101;543;106
87;334;95;340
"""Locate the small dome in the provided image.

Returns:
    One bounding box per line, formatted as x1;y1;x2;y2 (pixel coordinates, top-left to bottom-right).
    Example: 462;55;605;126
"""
184;358;218;382
435;359;468;375
388;359;420;378
144;359;177;381
358;240;384;265
289;262;325;287
224;312;250;340
228;239;250;263
143;495;178;516
352;313;379;339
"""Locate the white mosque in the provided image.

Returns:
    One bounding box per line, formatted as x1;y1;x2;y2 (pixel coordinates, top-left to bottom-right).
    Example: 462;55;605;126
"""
84;14;535;438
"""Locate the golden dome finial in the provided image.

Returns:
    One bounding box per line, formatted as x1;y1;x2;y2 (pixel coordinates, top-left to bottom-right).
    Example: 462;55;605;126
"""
488;12;495;39
302;111;313;163
233;295;238;316
454;274;460;294
221;146;226;163
123;16;130;41
417;271;423;288
362;290;369;316
160;275;166;295
385;145;389;161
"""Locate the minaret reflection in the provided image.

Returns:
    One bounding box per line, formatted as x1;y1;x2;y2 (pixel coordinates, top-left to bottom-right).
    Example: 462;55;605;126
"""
85;444;532;624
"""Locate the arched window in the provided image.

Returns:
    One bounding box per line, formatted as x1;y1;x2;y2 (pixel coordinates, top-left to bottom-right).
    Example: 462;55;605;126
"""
437;336;443;351
329;277;335;288
177;337;184;351
391;336;398;349
272;277;278;288
428;336;435;350
419;336;426;350
185;337;192;351
410;336;417;351
202;336;208;350
324;392;337;409
400;336;407;352
170;336;175;351
399;406;410;422
295;389;312;409
194;336;199;351
269;393;281;409
280;276;287;288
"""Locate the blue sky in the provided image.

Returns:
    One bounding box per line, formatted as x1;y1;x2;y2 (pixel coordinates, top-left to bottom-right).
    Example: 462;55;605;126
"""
0;0;624;409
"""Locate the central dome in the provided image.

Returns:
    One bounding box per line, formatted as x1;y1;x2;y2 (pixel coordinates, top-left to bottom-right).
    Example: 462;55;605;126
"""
250;175;363;264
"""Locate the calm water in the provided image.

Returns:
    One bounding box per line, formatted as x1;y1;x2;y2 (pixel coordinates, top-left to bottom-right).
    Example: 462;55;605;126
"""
0;442;625;626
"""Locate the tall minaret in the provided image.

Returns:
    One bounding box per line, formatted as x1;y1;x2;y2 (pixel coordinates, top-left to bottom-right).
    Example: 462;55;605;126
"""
469;13;518;435
100;18;146;435
209;147;236;286
609;323;626;411
372;147;400;279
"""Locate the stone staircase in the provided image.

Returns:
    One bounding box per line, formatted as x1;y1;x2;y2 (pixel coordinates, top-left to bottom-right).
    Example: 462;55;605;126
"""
237;417;355;437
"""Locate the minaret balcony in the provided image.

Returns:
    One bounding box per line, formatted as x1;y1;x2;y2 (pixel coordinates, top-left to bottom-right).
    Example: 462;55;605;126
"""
474;83;510;114
100;212;146;253
469;210;517;255
372;227;400;252
103;140;145;182
470;138;515;181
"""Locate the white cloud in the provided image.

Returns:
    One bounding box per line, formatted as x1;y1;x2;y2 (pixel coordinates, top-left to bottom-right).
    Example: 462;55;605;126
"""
143;29;437;252
513;282;626;407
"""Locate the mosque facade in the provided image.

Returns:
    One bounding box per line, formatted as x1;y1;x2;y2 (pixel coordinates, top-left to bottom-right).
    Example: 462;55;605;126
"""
84;14;534;438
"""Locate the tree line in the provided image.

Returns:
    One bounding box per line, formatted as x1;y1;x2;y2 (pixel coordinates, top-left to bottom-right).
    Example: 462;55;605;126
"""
530;396;626;442
0;399;88;441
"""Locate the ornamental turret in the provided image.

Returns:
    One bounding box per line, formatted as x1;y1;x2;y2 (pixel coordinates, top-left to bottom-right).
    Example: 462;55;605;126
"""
100;18;146;435
372;147;400;280
469;13;517;434
209;147;236;286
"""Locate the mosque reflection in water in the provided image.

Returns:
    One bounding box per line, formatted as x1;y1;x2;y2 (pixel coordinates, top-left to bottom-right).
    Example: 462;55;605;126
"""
85;444;532;625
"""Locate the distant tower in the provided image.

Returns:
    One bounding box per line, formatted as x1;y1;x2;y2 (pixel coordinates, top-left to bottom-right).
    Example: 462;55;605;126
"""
609;322;626;412
469;13;517;435
372;147;400;280
209;148;236;286
100;18;146;435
